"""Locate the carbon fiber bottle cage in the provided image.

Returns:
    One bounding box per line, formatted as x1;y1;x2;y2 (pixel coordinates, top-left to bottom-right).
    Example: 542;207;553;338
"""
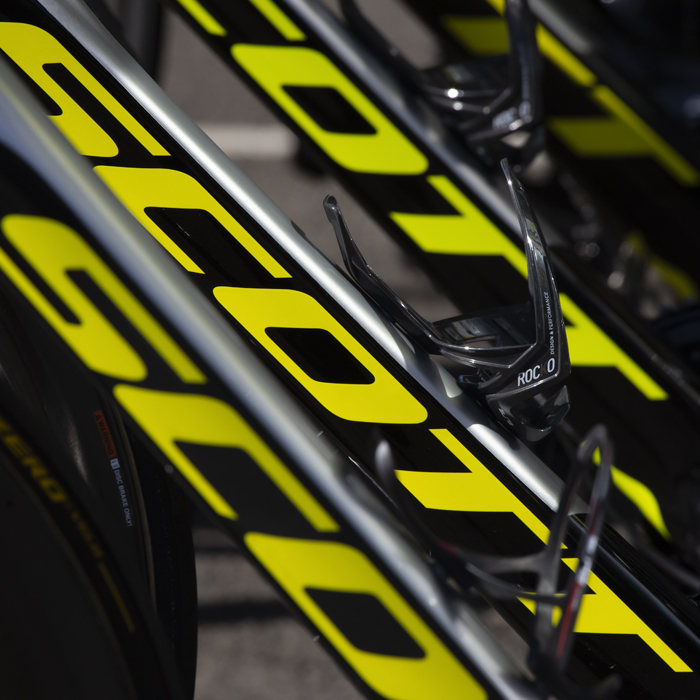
376;424;619;700
325;159;570;441
339;0;543;161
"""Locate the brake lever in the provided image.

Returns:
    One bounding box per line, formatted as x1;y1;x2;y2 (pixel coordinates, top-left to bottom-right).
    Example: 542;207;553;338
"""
324;159;570;441
339;0;543;155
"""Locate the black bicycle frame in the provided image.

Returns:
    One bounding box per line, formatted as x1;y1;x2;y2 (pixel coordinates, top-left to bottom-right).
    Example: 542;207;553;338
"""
0;49;535;700
1;1;700;698
164;0;700;563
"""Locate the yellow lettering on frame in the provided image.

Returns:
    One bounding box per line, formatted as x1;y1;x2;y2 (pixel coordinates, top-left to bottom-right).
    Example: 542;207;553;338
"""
114;385;338;531
441;4;697;185
390;175;527;275
174;0;227;35
246;534;487;700
408;430;688;672
214;286;428;424
397;429;550;543
560;296;667;399
248;0;306;41
521;560;691;672
95;166;290;278
232;44;428;175
0;215;205;384
549;86;699;186
0;23;168;158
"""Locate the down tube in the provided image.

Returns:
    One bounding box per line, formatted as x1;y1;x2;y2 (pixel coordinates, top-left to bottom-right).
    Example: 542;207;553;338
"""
161;0;700;570
5;2;700;697
0;57;531;700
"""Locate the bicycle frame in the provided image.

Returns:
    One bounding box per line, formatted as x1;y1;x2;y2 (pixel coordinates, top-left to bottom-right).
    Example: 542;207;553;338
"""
402;0;700;272
1;1;700;698
0;51;531;700
164;0;700;559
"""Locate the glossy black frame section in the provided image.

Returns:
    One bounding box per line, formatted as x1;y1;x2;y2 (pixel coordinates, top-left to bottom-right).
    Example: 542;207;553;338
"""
4;1;700;697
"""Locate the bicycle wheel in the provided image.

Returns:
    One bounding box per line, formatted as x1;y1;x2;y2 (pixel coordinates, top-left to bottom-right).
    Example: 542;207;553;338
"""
0;284;198;697
0;400;186;700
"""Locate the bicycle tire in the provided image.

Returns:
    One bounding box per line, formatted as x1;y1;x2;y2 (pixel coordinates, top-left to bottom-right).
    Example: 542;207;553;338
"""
0;401;186;700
